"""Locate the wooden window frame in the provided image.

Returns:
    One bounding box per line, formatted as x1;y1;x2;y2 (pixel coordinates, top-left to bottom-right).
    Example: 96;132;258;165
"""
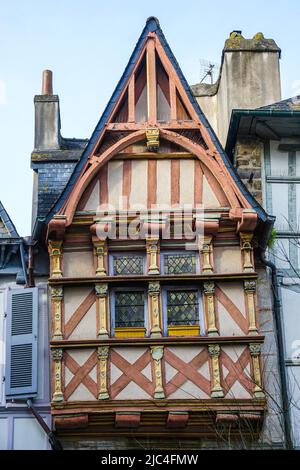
110;287;149;338
161;285;205;337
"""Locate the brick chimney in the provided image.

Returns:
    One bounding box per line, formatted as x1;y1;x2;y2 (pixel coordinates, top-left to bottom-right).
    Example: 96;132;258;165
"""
34;70;61;150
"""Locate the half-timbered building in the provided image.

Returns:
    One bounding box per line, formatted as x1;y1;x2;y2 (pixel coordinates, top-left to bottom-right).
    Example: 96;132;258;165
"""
31;18;279;448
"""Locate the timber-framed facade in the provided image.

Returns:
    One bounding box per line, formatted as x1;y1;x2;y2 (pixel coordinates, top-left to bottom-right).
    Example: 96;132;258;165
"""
41;18;275;445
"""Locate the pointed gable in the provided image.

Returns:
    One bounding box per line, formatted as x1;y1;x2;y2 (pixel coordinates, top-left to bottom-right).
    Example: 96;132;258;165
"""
46;17;269;236
0;201;19;238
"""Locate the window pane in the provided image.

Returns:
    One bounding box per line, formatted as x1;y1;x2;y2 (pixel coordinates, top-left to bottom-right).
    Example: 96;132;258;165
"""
164;253;196;275
115;291;145;327
167;290;198;325
113;255;144;275
271;183;289;231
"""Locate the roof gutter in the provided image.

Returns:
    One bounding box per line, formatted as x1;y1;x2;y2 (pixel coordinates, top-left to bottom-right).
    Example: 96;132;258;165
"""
225;109;300;157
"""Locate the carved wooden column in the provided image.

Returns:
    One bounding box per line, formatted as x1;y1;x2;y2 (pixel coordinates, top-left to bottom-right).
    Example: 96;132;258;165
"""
51;348;64;402
146;237;160;275
244;280;258;334
98;346;110;400
148;281;162;338
249;343;265;398
151;346;165;399
93;238;108;277
48;240;63;278
203;281;218;336
208;344;224;398
240;232;254;272
95;283;109;338
51;286;63;340
199;236;213;274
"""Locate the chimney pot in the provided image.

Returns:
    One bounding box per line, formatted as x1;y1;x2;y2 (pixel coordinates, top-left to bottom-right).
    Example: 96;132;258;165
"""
42;69;53;95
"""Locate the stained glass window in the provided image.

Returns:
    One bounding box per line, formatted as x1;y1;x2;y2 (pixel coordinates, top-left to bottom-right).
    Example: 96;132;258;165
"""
164;253;196;275
167;290;199;326
114;291;145;327
113;255;144;275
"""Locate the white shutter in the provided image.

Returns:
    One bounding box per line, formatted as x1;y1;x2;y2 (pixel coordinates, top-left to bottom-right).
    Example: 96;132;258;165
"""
5;288;38;398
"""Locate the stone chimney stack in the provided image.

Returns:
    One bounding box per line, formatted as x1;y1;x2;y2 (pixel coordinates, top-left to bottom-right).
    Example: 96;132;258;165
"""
192;32;281;146
34;70;61;150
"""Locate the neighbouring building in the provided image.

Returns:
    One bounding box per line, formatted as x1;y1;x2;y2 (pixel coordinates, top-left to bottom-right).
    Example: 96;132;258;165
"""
0;201;50;450
226;96;300;449
28;18;286;449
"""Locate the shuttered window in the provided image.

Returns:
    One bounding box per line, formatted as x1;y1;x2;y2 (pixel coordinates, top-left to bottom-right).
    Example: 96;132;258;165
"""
5;288;38;398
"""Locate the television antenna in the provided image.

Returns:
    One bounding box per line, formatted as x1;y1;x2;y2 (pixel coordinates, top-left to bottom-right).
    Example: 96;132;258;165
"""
199;59;220;84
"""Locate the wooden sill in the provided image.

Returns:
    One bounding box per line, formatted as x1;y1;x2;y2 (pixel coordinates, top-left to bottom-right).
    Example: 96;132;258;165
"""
168;325;200;336
114;327;146;338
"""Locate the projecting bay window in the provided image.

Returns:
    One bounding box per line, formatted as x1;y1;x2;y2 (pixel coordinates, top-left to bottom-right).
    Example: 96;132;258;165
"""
111;289;148;338
109;253;145;276
161;251;199;275
162;287;204;336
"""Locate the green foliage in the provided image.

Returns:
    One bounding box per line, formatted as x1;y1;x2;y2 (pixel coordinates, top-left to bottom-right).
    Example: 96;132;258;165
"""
267;228;277;249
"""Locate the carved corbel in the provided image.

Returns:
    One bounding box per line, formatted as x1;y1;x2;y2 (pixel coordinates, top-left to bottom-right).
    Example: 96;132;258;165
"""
95;283;109;338
50;286;63;340
97;346;110;400
148;281;162;338
51;348;64;402
244;280;258;334
240;232;254;273
146;127;160;152
151;346;165;399
48;240;63;278
208;344;224;398
203;281;218;336
249;343;265;398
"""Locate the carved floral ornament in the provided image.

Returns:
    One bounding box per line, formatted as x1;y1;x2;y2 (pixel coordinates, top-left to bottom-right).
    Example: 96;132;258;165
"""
208;344;221;357
95;283;108;297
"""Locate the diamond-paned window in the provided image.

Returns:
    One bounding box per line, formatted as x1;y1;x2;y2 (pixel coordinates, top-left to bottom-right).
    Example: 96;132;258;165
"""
164;253;196;275
167;290;199;326
115;291;145;327
113;255;144;275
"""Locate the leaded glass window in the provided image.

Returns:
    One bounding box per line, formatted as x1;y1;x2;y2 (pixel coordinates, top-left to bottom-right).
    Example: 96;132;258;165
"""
164;253;196;275
114;291;145;327
113;255;144;275
167;290;199;326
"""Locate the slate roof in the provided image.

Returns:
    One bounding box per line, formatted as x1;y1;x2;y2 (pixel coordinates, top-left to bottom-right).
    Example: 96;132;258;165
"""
259;96;300;111
43;17;270;226
0;200;19;238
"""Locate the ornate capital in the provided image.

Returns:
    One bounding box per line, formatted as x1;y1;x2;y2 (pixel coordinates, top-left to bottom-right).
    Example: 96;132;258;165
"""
203;281;215;295
148;281;160;296
95;283;108;298
208;344;220;357
249;343;261;356
51;348;63;361
50;286;63;299
244;280;256;292
97;346;109;359
146;127;160;152
151;345;164;361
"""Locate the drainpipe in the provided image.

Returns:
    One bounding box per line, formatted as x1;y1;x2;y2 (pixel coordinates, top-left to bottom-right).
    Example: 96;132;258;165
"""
19;240;28;286
27;400;63;450
259;249;293;450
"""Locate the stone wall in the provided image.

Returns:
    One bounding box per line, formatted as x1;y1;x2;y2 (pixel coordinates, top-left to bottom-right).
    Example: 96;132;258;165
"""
235;139;263;205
